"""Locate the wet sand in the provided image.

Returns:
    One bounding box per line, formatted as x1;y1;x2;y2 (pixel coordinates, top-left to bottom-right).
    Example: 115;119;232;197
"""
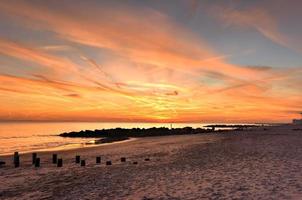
1;125;302;199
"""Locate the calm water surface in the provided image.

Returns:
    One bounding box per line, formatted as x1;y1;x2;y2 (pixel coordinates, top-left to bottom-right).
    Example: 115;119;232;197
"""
0;122;215;155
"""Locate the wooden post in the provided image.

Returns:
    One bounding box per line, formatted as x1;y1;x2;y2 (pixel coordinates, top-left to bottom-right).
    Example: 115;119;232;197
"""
0;161;5;167
35;158;40;168
14;152;19;162
81;160;86;167
14;156;20;168
14;152;19;168
75;155;80;164
121;157;126;162
96;156;101;164
52;154;57;164
32;153;37;165
57;158;63;167
106;161;112;165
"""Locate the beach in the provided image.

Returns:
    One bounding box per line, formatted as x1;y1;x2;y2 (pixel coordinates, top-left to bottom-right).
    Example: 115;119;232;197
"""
1;124;302;199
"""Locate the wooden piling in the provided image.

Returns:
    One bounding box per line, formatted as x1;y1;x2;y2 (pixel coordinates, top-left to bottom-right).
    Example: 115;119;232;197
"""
0;161;5;167
57;158;63;167
121;157;126;162
13;152;19;162
96;156;101;164
35;158;40;168
52;154;57;164
81;160;86;167
14;152;19;168
75;155;80;164
14;156;20;168
32;153;37;165
106;161;112;165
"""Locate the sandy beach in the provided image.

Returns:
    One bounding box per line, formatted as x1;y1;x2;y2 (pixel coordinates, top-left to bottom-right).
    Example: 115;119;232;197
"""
1;125;302;199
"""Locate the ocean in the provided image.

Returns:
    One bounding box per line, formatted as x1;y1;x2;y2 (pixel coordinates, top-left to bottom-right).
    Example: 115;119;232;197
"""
0;122;238;155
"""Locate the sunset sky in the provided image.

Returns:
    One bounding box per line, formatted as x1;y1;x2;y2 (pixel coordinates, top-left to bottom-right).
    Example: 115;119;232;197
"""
0;0;301;123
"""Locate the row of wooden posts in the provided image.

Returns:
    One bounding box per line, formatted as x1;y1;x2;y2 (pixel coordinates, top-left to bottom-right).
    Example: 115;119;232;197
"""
11;152;150;168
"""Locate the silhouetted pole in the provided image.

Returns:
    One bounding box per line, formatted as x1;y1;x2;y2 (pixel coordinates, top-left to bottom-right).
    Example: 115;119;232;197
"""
96;156;101;164
57;158;63;167
14;152;19;168
81;160;86;167
75;155;80;164
32;153;37;165
0;161;5;167
52;154;57;164
35;158;40;168
14;152;18;161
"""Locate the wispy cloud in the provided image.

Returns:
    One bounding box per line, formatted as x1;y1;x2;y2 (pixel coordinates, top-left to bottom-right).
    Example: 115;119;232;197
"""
0;0;266;80
209;4;293;50
0;38;79;77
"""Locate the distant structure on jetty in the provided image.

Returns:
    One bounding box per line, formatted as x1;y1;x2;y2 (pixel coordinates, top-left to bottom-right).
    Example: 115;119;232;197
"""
293;113;302;125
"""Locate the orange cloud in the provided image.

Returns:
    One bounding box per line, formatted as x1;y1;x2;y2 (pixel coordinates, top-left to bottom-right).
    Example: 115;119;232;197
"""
0;0;267;80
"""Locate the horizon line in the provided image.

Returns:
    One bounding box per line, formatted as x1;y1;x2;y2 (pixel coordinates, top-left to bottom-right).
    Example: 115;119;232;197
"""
0;119;286;124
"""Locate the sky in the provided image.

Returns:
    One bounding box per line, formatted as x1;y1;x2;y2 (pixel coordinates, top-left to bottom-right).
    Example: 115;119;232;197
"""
0;0;301;123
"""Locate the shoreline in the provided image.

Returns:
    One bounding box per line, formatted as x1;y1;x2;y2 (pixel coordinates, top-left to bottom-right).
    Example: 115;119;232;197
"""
0;132;223;160
0;122;260;157
0;124;271;158
0;126;244;157
0;137;135;158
